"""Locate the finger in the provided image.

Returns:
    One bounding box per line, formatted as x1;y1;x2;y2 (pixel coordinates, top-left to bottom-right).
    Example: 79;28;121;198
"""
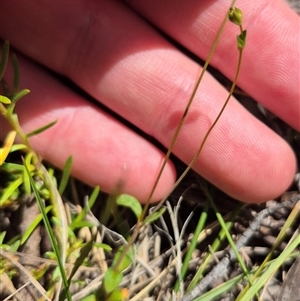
125;0;300;130
1;54;176;203
1;0;296;202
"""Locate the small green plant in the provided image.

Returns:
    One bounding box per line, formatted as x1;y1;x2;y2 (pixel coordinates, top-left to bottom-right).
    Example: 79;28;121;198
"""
0;42;126;301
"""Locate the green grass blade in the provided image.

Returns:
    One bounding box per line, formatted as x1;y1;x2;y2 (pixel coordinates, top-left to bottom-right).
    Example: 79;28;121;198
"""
22;152;35;195
69;220;95;229
67;238;94;283
23;161;72;301
187;202;243;292
59;239;95;301
143;207;166;224
0;231;6;244
174;202;210;292
204;182;253;289
10;88;30;103
193;272;246;301
0;176;23;205
236;199;300;300
88;185;100;207
1;162;25;172
58;156;73;195
26;120;57;138
71;185;99;226
239;235;300;301
20;206;52;245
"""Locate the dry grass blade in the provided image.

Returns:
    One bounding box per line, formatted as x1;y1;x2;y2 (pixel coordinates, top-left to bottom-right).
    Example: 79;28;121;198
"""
1;272;23;301
0;249;51;301
129;258;176;301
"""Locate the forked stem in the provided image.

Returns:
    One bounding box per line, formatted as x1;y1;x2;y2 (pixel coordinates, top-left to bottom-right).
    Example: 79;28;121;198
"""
114;0;240;275
151;7;246;217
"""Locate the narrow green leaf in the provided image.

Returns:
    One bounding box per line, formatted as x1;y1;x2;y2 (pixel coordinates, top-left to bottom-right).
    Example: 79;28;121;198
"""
89;185;100;208
93;243;112;251
0;41;9;80
106;288;125;301
58;156;72;194
0;231;6;244
11;88;30;103
239;237;300;301
51;216;62;227
71;186;99;225
20;206;52;245
175;202;210;292
116;194;142;220
193;272;248;301
103;267;123;294
23;152;35;195
143;207;166;225
0;176;23;204
23;162;72;301
10;239;21;252
26;120;57;138
69;220;95;230
1;162;25;172
0;95;11;104
209;193;252;286
112;245;133;273
67;239;94;283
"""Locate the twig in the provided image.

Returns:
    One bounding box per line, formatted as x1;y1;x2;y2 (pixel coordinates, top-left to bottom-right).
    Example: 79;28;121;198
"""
3;281;31;301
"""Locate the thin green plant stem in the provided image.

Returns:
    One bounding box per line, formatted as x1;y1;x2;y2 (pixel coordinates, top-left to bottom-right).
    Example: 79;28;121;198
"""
191;252;300;301
114;0;237;273
141;0;237;217
0;96;31;150
23;159;72;301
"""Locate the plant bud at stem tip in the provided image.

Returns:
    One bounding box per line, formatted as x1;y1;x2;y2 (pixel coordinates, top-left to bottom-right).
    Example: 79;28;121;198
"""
229;7;243;26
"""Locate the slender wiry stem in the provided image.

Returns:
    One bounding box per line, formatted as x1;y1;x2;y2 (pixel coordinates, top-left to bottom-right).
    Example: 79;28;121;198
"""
113;0;237;273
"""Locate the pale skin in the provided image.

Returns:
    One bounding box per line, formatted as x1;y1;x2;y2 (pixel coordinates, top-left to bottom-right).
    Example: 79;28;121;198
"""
0;0;299;203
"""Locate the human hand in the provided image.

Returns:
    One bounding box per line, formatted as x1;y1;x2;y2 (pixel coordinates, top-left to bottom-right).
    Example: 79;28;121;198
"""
1;0;299;203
